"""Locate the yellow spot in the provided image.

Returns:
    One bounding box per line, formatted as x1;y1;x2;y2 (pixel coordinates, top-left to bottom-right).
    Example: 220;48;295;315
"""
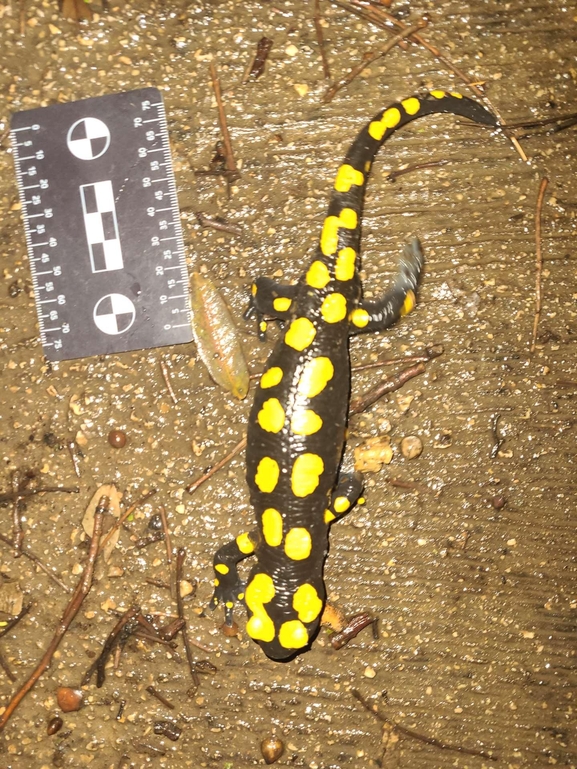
401;97;420;115
368;107;401;140
306;260;331;289
245;573;276;643
320;292;347;324
364;160;371;172
284;527;312;560
320;208;358;256
333;496;351;514
262;508;283;547
291;453;324;497
238;592;244;600
278;619;309;649
450;91;463;99
335;247;356;281
334;163;364;193
251;283;257;296
213;577;220;587
291;409;323;436
297;356;334;398
225;601;233;609
285;317;316;351
350;307;370;328
215;563;229;575
273;296;292;313
324;509;336;524
236;532;254;554
430;89;446;99
259;320;268;334
358;496;366;505
260;366;283;389
400;289;416;317
293;583;323;623
255;456;280;493
257;398;286;433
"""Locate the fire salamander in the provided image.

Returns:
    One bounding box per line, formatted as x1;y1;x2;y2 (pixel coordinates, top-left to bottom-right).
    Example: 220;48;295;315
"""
211;90;498;660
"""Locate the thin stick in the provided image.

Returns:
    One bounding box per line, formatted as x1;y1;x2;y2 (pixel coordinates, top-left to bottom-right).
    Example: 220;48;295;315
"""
352;344;443;373
82;605;141;687
0;532;71;593
314;0;331;80
530;177;549;353
10;472;24;557
159;359;178;405
349;361;427;415
175;548;199;689
98;488;157;554
194;211;242;236
0;485;79;505
67;440;82;477
0;648;16;682
209;62;239;182
0;604;31;639
186;437;246;494
323;22;426;103
351;689;498;761
146;685;175;710
159;505;173;564
0;497;107;731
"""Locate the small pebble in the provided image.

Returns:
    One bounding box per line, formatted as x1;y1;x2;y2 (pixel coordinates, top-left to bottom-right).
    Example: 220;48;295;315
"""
261;736;285;765
56;686;84;713
148;514;163;530
108;429;127;448
220;620;239;638
401;435;423;459
491;494;506;510
47;715;63;735
153;720;182;741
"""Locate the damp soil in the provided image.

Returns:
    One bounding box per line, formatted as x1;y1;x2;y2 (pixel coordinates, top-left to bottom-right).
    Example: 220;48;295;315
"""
0;1;576;767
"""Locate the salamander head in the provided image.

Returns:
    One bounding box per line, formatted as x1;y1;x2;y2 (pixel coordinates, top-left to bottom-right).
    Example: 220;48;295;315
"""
244;570;326;661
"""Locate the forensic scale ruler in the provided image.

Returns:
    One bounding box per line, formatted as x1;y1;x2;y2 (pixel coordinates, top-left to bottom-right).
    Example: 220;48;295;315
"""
10;87;192;361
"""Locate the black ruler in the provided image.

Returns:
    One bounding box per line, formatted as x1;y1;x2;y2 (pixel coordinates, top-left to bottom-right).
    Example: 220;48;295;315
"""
10;87;192;361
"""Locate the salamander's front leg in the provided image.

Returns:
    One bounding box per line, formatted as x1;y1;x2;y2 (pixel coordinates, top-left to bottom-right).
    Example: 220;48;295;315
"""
324;471;364;524
210;530;258;625
244;278;297;340
349;238;424;334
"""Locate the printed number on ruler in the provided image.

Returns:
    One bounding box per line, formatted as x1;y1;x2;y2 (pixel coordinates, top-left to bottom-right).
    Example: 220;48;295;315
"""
10;87;192;361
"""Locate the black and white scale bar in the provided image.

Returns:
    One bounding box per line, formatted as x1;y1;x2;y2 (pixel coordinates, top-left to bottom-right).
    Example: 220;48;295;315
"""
11;87;192;361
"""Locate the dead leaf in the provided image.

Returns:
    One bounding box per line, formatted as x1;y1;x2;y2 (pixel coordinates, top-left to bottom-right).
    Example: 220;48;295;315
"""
0;581;24;616
82;484;122;562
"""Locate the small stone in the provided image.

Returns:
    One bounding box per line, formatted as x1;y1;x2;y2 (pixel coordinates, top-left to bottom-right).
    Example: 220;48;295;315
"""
108;429;127;448
293;83;309;97
179;580;194;598
400;435;423;459
56;687;84;713
261;736;285;764
364;666;376;679
47;715;63;735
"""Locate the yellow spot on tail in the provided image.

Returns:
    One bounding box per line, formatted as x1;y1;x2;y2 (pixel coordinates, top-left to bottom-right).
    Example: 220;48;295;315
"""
245;573;276;643
236;532;254;554
357;497;366;505
278;619;309;649
215;563;229;575
291;409;323;436
400;289;416;317
284;527;312;560
213;578;220;587
273;296;292;313
430;89;446;99
320;208;358;256
320;292;347;324
257;398;286;433
334;163;364;193
291;453;324;497
260;366;283;389
335;247;356;281
293;583;323;623
259;320;268;334
297;356;334;399
285;317;316;351
368;107;402;141
364;160;371;173
450;91;463;98
324;509;336;524
262;508;283;547
333;496;351;513
401;97;420;115
306;260;331;289
255;456;280;493
350;307;370;328
251;283;257;296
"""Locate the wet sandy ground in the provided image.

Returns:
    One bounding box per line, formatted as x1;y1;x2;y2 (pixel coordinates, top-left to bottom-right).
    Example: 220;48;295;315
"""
0;0;576;767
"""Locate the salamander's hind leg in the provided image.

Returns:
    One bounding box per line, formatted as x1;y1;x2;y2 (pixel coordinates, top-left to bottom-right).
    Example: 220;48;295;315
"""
244;278;297;340
325;471;364;524
349;238;424;334
210;530;258;625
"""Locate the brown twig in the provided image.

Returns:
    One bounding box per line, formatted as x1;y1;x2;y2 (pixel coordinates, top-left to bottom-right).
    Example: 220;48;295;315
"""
314;0;331;80
387;159;450;182
0;496;107;731
98;488;157;554
0;647;16;682
351;689;498;761
159;359;178;405
194;211;242;236
209;62;240;187
186;437;246;494
175;548;199;689
0;532;71;593
349;361;427;415
352;344;443;374
0;603;31;639
67;440;82;478
331;612;375;649
159;505;173;564
146;685;175;710
10;471;24;557
322;22;426;104
530;177;549;353
489;413;504;459
0;485;79;505
82;605;141;687
242;36;274;83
